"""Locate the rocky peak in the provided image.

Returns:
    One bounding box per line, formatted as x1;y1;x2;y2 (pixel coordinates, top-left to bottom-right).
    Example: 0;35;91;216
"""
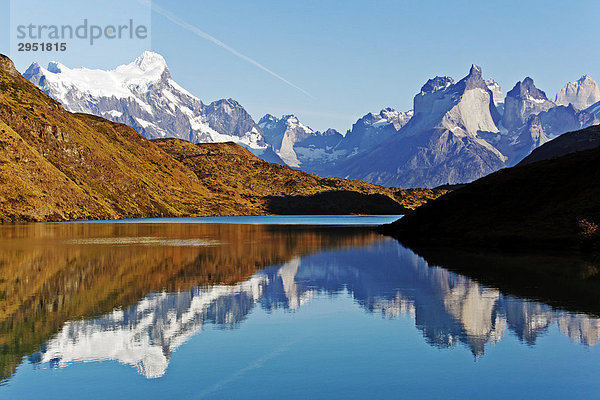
46;61;64;74
470;64;482;75
282;114;300;124
0;54;19;77
555;74;600;110
133;51;168;72
410;64;500;137
208;98;242;113
258;114;278;128
502;77;555;130
205;98;262;140
420;76;455;94
485;79;504;106
23;62;43;83
360;112;381;124
507;77;548;101
258;114;316;167
323;128;341;137
455;64;488;92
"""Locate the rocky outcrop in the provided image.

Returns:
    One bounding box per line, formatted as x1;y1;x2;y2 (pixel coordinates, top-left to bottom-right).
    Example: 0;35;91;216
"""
330;65;507;187
555;75;600;110
502;77;555;130
259;114;343;168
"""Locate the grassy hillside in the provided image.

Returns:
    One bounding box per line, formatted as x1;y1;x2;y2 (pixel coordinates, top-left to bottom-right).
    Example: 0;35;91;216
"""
153;139;446;214
380;141;600;251
0;54;444;221
0;54;222;222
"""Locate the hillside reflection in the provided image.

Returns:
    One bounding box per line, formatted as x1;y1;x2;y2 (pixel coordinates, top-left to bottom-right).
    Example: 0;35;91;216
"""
2;224;600;381
0;223;380;382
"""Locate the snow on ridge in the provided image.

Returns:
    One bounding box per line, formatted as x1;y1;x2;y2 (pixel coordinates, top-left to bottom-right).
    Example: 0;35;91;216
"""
24;51;267;149
37;52;169;102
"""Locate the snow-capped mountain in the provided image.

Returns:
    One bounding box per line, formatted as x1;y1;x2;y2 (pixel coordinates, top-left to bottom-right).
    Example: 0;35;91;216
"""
258;114;343;168
22;52;600;187
259;108;413;174
555;75;600;110
485;78;504;107
494;77;600;164
336;108;413;156
23;51;268;152
319;69;600;186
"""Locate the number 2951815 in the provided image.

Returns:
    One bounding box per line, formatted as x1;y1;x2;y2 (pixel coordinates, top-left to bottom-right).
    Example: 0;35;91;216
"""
18;42;67;51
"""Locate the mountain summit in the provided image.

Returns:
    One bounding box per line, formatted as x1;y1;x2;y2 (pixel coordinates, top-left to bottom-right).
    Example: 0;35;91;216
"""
258;114;343;168
133;51;168;72
555;75;600;110
502;77;555;130
23;51;267;153
331;65;506;187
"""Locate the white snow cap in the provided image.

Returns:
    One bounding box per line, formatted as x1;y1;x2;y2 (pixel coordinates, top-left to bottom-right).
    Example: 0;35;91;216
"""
133;51;168;72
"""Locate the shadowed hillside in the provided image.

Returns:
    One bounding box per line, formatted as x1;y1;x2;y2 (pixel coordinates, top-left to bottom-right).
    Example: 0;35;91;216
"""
380;135;600;250
519;124;600;165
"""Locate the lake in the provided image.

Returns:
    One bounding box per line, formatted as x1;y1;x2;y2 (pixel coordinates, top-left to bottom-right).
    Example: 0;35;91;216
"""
1;216;599;399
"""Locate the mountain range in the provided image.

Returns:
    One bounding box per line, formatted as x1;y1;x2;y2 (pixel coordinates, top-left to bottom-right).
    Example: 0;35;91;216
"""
0;53;441;222
23;51;600;187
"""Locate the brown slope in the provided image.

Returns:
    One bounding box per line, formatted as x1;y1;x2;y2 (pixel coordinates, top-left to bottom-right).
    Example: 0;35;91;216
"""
380;141;600;250
154;138;446;214
0;54;223;222
0;120;108;221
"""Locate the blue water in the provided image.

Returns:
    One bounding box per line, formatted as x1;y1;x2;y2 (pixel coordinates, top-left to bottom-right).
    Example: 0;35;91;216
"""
70;214;403;226
1;221;600;399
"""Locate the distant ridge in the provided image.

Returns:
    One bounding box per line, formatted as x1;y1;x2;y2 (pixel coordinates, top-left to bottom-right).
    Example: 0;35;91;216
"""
0;53;443;222
22;52;600;188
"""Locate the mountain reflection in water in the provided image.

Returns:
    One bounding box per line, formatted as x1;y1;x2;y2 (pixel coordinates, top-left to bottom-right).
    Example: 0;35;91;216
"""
1;222;599;382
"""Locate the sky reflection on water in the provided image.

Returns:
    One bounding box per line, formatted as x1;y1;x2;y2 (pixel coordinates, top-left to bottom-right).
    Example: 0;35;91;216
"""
1;221;599;399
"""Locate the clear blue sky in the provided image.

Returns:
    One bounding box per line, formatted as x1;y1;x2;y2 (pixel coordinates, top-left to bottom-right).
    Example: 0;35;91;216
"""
2;0;600;132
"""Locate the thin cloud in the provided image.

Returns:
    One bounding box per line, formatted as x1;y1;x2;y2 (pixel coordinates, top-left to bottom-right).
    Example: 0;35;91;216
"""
137;0;314;98
195;337;302;398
